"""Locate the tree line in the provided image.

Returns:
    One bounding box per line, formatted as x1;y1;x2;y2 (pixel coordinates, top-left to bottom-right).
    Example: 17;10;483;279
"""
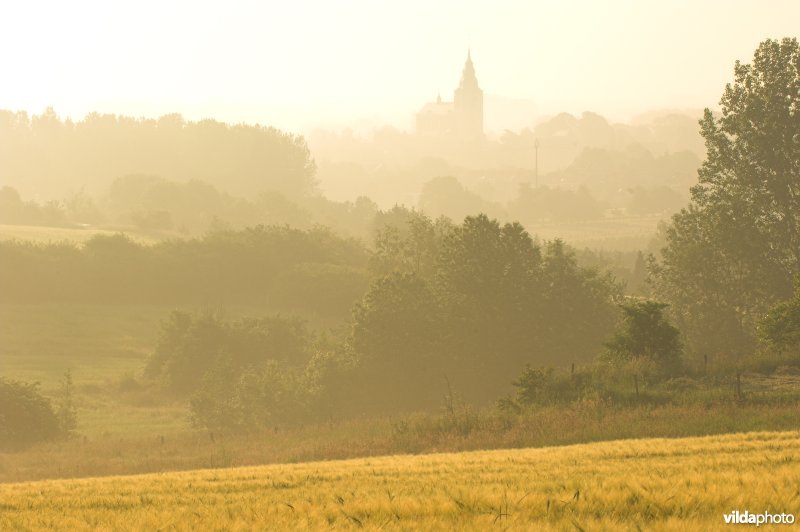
143;38;800;432
0;226;368;317
141;212;622;429
0;110;316;201
3;38;798;445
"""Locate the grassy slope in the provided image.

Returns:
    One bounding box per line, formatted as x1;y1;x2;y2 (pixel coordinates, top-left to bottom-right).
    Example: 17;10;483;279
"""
0;303;190;437
2;301;799;484
0;303;162;389
2;430;798;530
0;303;347;437
2;401;799;485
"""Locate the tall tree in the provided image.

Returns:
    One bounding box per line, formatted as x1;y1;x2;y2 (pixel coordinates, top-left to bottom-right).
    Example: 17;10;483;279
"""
652;38;800;360
350;272;442;411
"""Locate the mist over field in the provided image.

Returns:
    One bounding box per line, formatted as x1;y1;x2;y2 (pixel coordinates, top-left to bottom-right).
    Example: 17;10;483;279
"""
1;1;799;529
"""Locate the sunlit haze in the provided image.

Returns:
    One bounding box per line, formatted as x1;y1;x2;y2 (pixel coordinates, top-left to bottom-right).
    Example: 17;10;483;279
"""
1;1;799;528
2;0;797;133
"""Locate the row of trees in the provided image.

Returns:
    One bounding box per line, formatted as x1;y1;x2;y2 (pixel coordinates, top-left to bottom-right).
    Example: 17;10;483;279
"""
0;186;75;227
171;277;798;434
0;226;368;317
142;213;623;429
0;110;317;201
311;109;702;209
0;170;682;244
0;175;384;240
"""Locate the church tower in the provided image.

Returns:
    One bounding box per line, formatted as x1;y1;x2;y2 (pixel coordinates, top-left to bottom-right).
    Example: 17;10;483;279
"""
453;50;484;139
415;50;485;140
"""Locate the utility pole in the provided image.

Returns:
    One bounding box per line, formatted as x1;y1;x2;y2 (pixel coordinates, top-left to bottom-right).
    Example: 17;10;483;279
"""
534;137;540;189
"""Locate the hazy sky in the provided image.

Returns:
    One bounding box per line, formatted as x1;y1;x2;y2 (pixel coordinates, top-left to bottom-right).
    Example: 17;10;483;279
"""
1;0;797;133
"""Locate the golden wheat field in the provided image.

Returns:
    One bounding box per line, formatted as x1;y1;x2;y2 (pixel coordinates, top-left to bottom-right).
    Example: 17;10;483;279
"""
2;431;799;531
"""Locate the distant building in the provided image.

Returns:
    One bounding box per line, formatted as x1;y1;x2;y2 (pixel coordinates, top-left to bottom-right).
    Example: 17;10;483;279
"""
416;51;484;140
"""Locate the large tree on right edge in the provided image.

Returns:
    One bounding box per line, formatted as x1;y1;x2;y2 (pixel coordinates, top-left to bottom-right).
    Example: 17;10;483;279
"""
651;38;800;361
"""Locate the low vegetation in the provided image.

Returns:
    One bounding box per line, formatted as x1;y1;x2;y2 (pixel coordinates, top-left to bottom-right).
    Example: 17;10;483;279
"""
0;376;74;451
0;226;368;317
2;373;799;483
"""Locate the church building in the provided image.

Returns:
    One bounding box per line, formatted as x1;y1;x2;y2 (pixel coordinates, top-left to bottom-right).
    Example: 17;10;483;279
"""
416;51;484;140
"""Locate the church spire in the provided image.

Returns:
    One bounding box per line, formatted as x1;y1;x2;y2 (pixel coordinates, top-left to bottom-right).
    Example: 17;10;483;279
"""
453;49;483;138
460;49;478;90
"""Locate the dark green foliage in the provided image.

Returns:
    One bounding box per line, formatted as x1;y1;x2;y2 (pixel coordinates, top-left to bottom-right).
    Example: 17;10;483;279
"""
145;311;230;394
511;366;555;406
303;348;362;419
176;212;623;423
270;263;368;317
351;213;621;408
0;225;368;316
536;240;622;365
352;274;438;361
602;301;682;376
759;278;800;351
145;311;313;395
573;249;648;296
191;341;364;432
511;366;591;406
370;208;452;278
651;38;800;360
435;217;619;401
190;359;306;432
0;378;63;450
351;272;443;412
150;311;325;431
434;216;543;399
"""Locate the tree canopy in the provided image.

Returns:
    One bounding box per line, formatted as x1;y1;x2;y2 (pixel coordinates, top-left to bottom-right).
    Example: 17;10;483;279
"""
602;301;682;375
651;37;800;360
352;213;621;407
0;110;317;200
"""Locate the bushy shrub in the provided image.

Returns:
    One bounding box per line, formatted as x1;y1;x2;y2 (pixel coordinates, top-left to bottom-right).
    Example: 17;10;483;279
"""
510;365;596;407
0;378;63;450
601;300;683;377
353;214;621;408
190;357;309;432
145;311;313;395
759;277;800;352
